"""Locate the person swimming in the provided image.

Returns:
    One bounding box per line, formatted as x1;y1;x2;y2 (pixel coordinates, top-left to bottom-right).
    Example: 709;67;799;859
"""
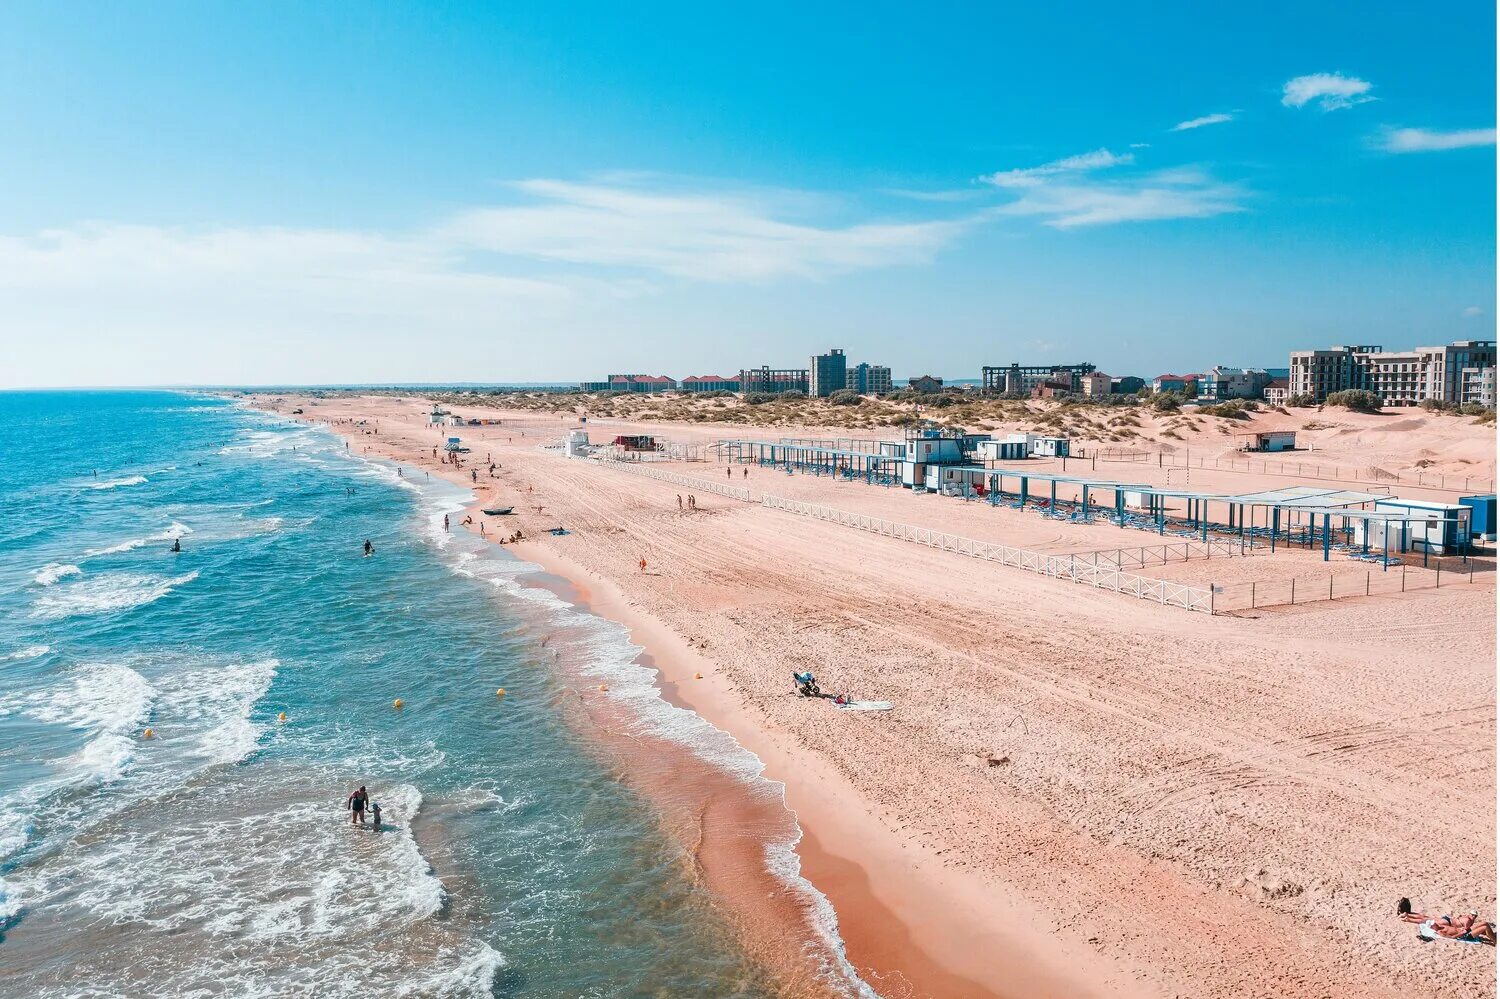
170;537;181;553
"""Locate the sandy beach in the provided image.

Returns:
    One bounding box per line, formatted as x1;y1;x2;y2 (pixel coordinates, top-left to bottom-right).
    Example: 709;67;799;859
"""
261;393;1496;999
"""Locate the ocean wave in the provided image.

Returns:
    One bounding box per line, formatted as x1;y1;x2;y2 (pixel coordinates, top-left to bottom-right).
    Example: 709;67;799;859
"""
0;645;50;663
155;657;278;766
0;663;156;782
30;571;198;620
84;521;193;558
32;563;81;586
88;474;148;491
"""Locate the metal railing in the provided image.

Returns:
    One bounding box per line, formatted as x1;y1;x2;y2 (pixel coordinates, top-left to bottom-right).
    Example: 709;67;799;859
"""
760;495;1214;613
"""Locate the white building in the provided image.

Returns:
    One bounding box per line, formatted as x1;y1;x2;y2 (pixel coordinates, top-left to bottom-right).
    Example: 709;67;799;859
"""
1079;371;1112;400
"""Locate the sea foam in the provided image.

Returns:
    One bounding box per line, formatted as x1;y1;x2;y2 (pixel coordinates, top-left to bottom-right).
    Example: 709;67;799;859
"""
32;564;81;586
30;570;198;620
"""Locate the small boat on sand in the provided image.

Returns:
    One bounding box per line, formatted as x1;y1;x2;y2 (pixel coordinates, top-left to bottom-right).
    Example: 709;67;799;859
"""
482;506;514;516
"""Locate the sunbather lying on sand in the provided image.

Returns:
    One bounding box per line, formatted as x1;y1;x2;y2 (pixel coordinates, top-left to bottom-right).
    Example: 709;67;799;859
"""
1398;898;1496;944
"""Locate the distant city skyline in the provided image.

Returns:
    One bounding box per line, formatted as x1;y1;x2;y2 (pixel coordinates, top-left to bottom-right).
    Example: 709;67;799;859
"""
0;2;1494;388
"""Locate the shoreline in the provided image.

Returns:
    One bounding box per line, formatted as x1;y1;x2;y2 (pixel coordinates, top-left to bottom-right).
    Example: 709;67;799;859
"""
260;393;1496;999
515;539;1114;999
289;404;1117;997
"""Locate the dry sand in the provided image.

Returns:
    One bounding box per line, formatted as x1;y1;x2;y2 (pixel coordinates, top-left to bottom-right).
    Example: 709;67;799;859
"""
260;393;1496;999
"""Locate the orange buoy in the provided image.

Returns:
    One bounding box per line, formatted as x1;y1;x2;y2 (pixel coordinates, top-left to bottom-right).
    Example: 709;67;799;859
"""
277;711;287;722
694;672;703;679
598;684;608;691
495;688;506;697
393;698;404;709
142;728;155;739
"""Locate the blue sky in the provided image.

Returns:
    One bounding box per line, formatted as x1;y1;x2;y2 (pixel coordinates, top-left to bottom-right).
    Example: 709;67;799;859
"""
0;1;1494;387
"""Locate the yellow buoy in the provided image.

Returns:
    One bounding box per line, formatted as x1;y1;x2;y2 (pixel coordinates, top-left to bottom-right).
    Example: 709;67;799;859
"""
495;688;506;697
142;728;155;739
598;684;608;691
277;711;287;722
393;698;404;709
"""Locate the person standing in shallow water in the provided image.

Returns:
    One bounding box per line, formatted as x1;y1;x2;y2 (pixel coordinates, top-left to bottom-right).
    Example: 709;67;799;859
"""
363;539;374;556
347;785;369;826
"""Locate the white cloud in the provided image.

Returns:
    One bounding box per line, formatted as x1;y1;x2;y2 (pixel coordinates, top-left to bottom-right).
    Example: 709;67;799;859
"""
0;178;985;385
1171;112;1234;131
439;179;972;281
980;148;1133;188
1281;72;1374;111
994;168;1245;228
1377;127;1497;153
1463;305;1484;317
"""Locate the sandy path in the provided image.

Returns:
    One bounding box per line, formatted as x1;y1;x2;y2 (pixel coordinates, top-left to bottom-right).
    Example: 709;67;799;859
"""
267;394;1496;999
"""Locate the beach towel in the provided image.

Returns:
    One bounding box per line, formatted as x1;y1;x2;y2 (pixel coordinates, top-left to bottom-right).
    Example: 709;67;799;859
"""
833;700;893;712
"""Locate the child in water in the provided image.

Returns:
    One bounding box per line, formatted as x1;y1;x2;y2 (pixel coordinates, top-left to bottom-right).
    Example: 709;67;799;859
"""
370;801;382;829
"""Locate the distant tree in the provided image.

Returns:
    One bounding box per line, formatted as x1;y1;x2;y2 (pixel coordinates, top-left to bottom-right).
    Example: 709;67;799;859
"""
1151;392;1181;412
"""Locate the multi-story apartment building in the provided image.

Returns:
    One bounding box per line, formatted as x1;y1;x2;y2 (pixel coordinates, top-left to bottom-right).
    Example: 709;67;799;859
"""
1289;341;1496;405
1287;345;1381;402
1079;371;1112;399
851;362;892;395
808;348;848;397
738;366;809;394
1461;366;1496;408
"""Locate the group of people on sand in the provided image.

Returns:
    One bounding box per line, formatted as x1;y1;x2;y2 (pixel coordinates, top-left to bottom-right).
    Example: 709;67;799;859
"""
345;785;383;829
675;494;698;511
1398;898;1496;945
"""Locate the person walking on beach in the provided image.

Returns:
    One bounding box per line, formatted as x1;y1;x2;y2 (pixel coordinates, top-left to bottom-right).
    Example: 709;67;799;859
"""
639;557;647;573
677;494;683;511
347;785;369;826
726;467;732;479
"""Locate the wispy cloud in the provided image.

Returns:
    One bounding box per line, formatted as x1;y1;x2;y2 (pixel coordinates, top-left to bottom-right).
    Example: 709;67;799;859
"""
0;177;981;376
1463;305;1484;317
1376;126;1497;153
979;148;1133;188
994;167;1245;228
1171;112;1234;132
1282;72;1374;111
441;179;972;281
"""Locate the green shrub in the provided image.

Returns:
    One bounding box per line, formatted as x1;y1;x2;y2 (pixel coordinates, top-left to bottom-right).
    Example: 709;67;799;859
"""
743;392;778;405
1324;389;1381;412
1286;393;1316;407
828;389;863;406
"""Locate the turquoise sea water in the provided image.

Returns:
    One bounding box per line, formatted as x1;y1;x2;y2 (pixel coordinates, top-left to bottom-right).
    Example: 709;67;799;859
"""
0;391;798;997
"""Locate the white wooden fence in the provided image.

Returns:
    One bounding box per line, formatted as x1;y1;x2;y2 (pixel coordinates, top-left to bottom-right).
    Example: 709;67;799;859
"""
760;495;1215;613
